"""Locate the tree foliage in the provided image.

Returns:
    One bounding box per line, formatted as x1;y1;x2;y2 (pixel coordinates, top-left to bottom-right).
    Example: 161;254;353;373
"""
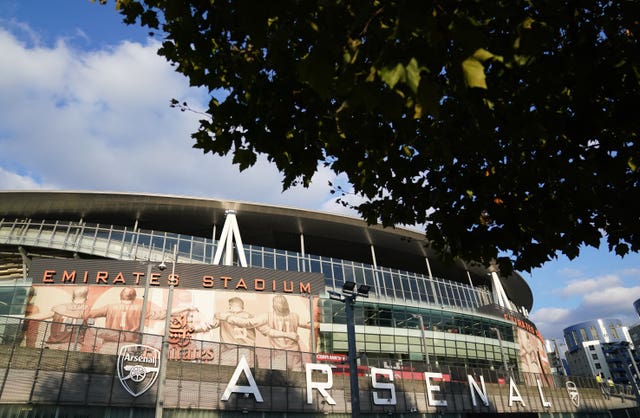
102;0;640;273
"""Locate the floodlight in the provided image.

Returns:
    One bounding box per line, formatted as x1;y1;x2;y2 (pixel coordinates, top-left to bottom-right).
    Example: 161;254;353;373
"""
342;281;356;293
357;284;371;297
328;290;343;301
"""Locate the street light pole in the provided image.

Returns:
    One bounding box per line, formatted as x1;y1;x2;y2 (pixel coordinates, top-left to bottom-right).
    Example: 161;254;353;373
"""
490;327;509;376
411;314;430;366
139;262;153;343
344;293;359;416
155;245;177;418
328;281;370;418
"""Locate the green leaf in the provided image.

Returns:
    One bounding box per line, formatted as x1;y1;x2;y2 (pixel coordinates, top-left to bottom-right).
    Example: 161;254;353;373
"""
378;63;405;89
404;58;422;94
462;48;502;89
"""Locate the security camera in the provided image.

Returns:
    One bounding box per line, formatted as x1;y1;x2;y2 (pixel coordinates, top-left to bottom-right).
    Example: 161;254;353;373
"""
158;262;167;271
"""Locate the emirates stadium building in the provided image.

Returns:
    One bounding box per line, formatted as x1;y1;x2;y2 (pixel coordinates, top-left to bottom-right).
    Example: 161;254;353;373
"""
0;191;634;417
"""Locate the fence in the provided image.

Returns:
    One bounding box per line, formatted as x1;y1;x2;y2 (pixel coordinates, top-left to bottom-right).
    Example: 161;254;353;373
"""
0;316;636;416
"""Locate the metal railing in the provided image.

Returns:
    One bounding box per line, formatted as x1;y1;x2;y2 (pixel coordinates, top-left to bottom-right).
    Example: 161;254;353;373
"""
0;316;633;416
0;218;494;312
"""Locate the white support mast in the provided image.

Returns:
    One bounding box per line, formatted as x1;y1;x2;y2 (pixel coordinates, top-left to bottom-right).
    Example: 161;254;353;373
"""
212;210;248;267
489;261;511;309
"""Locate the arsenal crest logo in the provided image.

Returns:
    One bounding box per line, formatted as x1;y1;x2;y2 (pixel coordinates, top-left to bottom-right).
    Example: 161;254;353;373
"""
565;381;580;407
117;344;161;397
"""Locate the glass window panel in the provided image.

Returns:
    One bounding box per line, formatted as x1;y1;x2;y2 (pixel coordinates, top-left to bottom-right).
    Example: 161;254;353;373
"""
0;288;14;315
333;332;347;341
392;272;404;299
178;238;191;256
610;325;619;339
332;262;344;282
334;341;348;351
137;233;151;248
309;258;321;273
288;254;301;272
437;282;448;305
363;268;375;286
365;341;381;352
395;344;409;353
191;240;205;262
401;276;413;301
151;234;165;251
263;252;275;269
382;271;394;297
343;262;355;282
110;230;124;244
446;285;456;304
275;253;286;270
11;287;29;315
354;265;365;282
321;261;332;277
590;326;598;340
580;328;588;341
250;250;262;268
464;288;475;308
421;278;435;304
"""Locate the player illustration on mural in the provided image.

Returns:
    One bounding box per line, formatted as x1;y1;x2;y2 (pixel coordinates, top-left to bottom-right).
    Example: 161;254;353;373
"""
193;296;256;346
214;294;313;369
25;287;90;349
85;287;198;354
22;283;317;366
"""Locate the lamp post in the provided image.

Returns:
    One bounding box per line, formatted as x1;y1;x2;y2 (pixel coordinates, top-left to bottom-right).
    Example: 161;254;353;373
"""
411;314;430;366
490;327;509;377
328;281;370;418
155;245;177;418
139;262;153;343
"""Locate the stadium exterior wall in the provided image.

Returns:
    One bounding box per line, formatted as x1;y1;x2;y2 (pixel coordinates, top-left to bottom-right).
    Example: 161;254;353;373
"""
0;191;636;417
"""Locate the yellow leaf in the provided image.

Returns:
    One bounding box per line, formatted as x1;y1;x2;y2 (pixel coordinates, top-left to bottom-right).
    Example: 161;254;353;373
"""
462;49;503;90
413;103;423;119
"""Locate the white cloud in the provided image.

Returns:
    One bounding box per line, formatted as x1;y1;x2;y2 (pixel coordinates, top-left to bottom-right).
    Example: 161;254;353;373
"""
530;307;571;323
561;274;622;297
582;285;640;311
531;282;640;340
0;17;41;46
0;25;343;212
529;307;572;340
0;167;50;189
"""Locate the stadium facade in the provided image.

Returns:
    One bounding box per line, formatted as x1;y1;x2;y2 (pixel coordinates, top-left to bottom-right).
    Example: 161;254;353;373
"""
0;190;636;417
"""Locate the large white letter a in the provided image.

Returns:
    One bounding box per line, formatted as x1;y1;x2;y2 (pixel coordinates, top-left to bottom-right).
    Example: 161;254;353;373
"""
221;355;264;402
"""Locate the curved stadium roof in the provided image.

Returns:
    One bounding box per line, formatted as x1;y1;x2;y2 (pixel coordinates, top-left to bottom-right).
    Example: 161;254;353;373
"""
0;190;533;310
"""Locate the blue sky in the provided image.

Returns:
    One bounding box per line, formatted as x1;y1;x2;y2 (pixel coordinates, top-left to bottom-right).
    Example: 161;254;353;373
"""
1;1;639;341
